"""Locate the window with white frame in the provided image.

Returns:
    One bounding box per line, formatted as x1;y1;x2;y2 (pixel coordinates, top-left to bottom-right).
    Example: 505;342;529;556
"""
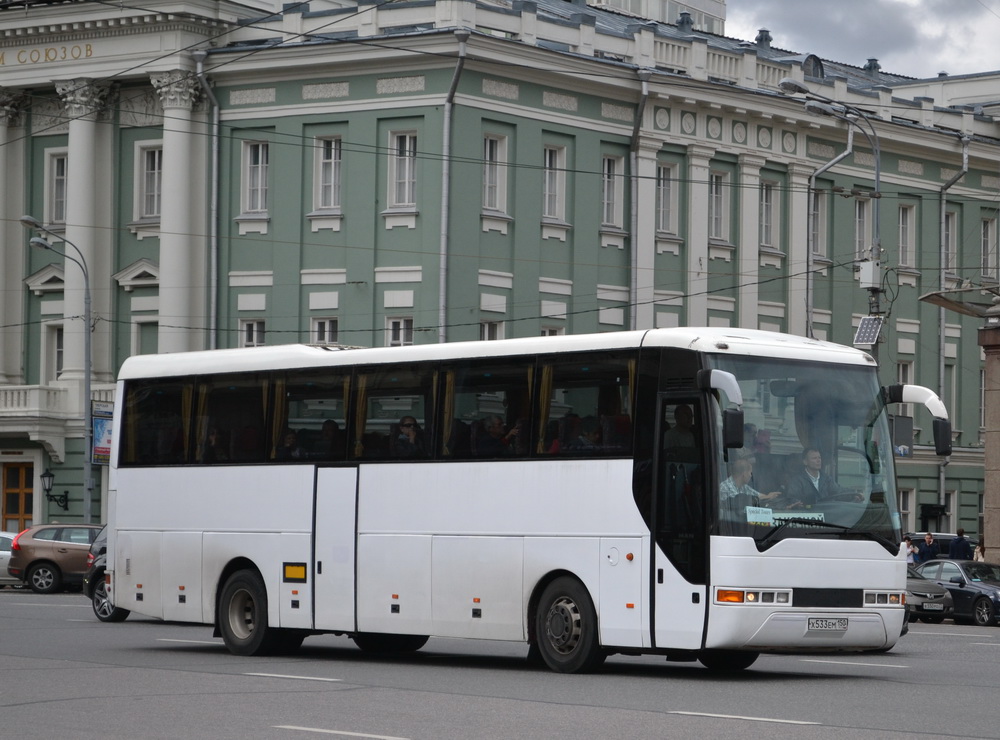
240;319;266;347
542;145;565;221
43;323;64;384
656;163;676;233
944;211;957;272
810;188;827;256
759;181;777;248
898;205;914;267
482;135;507;213
389;132;417;209
898;489;914;534
541;327;565;337
137;145;163;219
708;171;728;240
386;317;414;347
243;142;269;214
896;361;913;418
46;150;68;226
315;137;342;211
134;320;158;355
601;155;624;228
312;317;339;345
981;216;997;279
480;321;504;341
854;198;870;260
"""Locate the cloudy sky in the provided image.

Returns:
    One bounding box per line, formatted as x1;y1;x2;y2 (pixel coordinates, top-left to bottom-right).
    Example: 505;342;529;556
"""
725;0;1000;79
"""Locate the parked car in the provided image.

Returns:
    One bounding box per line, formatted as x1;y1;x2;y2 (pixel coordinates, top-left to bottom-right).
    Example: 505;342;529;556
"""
906;565;954;623
0;531;22;588
905;532;979;561
913;560;1000;626
6;524;102;594
83;526;129;622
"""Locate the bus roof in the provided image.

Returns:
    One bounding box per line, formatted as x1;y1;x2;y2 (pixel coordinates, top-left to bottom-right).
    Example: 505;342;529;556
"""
117;328;875;380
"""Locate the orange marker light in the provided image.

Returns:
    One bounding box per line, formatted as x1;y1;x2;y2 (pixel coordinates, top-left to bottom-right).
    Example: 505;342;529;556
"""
717;590;745;603
626;603;634;609
178;585;185;591
473;597;481;603
625;553;634;561
392;594;399;600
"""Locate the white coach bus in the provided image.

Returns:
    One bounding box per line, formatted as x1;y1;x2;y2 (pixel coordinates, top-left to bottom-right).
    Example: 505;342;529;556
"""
107;328;951;672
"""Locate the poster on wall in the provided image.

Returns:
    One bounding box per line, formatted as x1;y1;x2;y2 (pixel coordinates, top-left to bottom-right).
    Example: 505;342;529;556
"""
92;401;114;465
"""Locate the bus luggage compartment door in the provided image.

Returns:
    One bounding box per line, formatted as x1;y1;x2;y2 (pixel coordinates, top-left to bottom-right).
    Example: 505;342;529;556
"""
313;467;359;631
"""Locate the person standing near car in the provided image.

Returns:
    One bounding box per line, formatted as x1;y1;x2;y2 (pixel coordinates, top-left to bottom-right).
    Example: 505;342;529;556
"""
903;535;918;564
949;528;974;560
916;532;940;563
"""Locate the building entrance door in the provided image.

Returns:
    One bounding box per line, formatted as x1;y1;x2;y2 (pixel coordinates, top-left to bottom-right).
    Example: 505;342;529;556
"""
2;463;33;532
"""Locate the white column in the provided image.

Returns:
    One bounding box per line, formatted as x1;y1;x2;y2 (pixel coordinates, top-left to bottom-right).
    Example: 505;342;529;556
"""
787;163;812;337
151;71;203;353
632;138;660;330
737;154;765;330
686;145;714;325
54;79;108;384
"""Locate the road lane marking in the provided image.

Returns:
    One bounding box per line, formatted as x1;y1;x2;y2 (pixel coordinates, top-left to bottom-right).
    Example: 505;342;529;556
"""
247;673;343;683
669;711;819;725
801;659;907;668
156;638;221;645
275;727;408;739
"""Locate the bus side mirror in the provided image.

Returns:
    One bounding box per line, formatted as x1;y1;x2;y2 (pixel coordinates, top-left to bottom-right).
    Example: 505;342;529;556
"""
723;409;744;449
933;418;952;457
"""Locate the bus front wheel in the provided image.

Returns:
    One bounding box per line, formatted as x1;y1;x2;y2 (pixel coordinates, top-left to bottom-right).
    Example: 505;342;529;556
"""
698;649;759;672
534;577;605;674
219;570;274;656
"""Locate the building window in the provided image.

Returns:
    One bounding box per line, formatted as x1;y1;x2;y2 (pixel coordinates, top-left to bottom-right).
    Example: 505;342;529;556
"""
243;142;269;214
316;138;342;211
898;205;914;267
944;211;957;272
240;320;265;347
542;146;565;220
483;135;507;213
981;217;997;279
944;490;954;532
896;361;913;418
43;324;64;384
810;189;827;256
708;172;728;240
386;317;414;347
46;151;68;226
136;146;163;219
854;199;870;260
541;327;565;337
312;318;339;345
389;132;417;208
134;320;158;356
656;164;675;233
601;155;624;228
480;321;504;341
898;489;914;535
759;181;777;248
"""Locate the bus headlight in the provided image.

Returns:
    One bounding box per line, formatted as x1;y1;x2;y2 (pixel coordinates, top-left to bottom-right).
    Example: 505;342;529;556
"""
864;591;905;606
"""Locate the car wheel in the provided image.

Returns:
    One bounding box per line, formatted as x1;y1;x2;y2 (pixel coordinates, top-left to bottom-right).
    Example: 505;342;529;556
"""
27;562;62;594
534;577;605;674
91;575;130;622
973;597;996;627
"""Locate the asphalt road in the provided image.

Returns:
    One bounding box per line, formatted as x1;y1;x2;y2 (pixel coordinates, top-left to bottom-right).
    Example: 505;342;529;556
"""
0;589;994;739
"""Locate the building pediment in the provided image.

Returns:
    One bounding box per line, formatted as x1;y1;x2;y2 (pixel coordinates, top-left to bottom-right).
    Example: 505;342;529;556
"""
24;263;64;296
113;258;159;292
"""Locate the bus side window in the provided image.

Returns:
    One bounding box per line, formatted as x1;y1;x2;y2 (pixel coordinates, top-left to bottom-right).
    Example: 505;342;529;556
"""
355;366;434;461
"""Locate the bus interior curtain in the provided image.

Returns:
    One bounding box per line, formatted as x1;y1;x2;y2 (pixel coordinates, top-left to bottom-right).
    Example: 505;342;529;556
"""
182;384;193;460
195;382;210;461
270;378;286;460
441;371;455;456
353;374;368;458
535;364;553;454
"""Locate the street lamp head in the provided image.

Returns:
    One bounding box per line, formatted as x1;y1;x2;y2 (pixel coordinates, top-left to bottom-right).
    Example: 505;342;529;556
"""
29;236;53;251
19;214;43;230
778;77;810;96
804;99;838;117
40;469;54;494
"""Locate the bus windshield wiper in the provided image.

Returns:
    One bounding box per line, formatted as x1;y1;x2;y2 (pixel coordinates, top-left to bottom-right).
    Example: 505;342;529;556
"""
759;519;895;550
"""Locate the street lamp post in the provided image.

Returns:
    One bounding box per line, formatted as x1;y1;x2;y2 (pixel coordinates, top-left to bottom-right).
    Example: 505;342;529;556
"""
778;79;884;356
20;215;93;524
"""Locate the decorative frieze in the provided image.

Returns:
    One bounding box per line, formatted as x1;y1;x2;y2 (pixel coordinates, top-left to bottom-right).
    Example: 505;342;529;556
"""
230;88;276;106
376;76;425;94
119;88;161;128
543;91;577;112
303;82;350;100
0;87;28;126
601;102;632;122
483;79;518;100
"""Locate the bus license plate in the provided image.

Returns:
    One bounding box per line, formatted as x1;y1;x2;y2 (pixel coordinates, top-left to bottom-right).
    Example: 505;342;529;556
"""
808;617;848;631
922;603;944;611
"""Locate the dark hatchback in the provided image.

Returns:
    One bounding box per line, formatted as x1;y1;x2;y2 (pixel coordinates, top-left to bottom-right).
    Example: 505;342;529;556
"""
83;526;129;622
913;560;1000;626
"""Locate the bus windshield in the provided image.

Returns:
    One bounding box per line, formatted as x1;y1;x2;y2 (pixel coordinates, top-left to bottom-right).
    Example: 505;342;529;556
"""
709;355;900;549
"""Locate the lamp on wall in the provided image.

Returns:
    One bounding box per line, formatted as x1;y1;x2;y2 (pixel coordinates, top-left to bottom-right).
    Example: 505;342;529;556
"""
39;469;69;511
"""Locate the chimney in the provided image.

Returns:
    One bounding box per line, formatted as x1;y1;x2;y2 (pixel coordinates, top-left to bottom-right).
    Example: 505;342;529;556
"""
677;11;693;33
755;28;772;50
863;57;881;77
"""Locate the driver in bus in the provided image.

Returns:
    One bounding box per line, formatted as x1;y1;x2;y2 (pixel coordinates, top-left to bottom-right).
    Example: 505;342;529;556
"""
783;448;860;507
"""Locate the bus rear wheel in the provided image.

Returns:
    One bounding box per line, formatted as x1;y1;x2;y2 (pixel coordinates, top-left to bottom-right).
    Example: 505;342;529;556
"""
698;649;759;672
219;570;275;656
534;577;605;674
352;633;429;653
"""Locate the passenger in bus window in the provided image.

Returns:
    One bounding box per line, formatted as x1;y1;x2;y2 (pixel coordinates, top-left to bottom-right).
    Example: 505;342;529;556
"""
477;414;519;456
565;416;603;453
201;427;228;463
312;419;345;460
276;429;305;461
393;416;427;459
662;405;696;448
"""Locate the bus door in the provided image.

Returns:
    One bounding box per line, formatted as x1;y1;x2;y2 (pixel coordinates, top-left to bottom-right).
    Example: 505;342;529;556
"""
651;395;709;650
313;466;359;631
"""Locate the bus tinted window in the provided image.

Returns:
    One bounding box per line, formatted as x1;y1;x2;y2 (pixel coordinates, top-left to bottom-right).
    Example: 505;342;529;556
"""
120;379;192;465
354;366;435;460
539;352;635;456
282;370;349;461
442;360;532;459
196;373;269;463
